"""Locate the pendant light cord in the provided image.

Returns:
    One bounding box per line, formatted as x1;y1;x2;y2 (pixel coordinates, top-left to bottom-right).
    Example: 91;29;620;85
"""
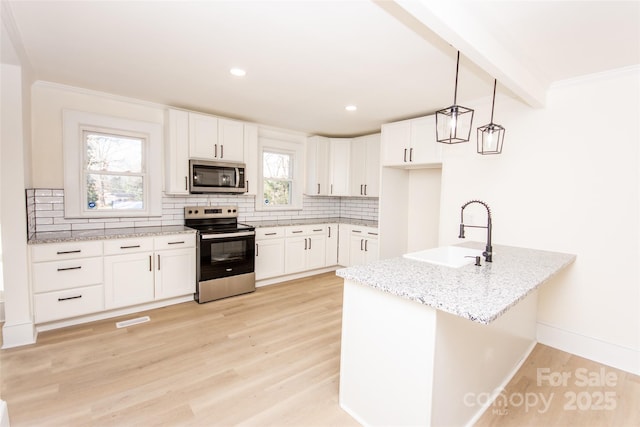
490;79;497;123
453;51;460;105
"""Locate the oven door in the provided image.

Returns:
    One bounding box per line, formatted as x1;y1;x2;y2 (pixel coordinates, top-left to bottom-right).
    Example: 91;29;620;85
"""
199;231;255;281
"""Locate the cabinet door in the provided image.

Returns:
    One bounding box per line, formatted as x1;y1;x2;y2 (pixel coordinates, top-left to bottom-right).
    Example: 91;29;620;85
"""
218;118;244;162
244;124;258;195
284;237;307;274
338;224;351;266
155;248;195;299
410;115;441;165
349;234;366;267
325;224;338;266
364;134;380;197
189;112;218;160
165;109;190;194
381;121;411;166
350;137;367;196
364;238;379;264
255;238;285;280
329;138;351;196
104;252;155;309
306;136;329;195
306;234;326;270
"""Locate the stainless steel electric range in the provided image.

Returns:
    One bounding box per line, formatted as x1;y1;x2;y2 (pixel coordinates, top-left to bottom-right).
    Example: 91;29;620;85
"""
184;206;255;303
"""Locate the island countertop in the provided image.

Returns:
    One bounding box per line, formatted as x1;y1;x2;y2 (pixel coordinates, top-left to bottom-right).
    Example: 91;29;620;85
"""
335;242;576;324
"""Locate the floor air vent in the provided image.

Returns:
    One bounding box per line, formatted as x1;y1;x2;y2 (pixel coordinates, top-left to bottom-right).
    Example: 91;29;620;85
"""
116;316;150;329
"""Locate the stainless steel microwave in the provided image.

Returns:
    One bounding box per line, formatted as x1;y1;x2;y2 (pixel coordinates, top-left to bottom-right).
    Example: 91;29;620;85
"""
189;160;247;194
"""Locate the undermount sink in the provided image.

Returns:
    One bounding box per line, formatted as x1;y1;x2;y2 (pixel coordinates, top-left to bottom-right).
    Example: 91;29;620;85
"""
403;246;483;268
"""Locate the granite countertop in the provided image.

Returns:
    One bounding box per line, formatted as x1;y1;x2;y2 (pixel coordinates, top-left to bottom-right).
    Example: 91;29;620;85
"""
244;217;378;228
336;242;576;324
28;226;196;245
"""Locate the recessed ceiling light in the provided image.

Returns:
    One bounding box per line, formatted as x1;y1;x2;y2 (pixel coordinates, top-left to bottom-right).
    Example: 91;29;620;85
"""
345;105;357;112
230;68;246;77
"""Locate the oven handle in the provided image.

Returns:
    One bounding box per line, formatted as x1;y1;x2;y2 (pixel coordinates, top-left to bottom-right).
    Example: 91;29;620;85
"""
201;231;255;240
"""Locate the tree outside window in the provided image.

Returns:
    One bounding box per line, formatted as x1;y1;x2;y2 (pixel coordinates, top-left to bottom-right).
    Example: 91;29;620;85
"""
263;150;293;206
84;131;145;211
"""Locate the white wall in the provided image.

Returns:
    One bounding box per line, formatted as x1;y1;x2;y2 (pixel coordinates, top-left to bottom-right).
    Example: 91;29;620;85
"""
1;16;36;347
31;82;166;188
437;67;640;374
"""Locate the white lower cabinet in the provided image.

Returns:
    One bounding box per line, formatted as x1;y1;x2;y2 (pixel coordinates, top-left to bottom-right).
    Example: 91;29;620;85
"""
31;233;195;324
341;225;379;267
255;227;286;280
104;251;155;309
255;223;339;280
104;235;196;309
325;223;338;266
31;240;105;324
155;248;196;299
284;225;326;274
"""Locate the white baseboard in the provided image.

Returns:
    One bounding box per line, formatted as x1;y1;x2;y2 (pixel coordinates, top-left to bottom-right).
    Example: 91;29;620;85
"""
537;321;640;375
1;320;37;349
256;266;339;288
0;399;9;427
35;295;194;333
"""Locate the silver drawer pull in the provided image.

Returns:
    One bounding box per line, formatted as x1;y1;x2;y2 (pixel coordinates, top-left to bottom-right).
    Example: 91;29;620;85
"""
226;268;233;272
58;295;82;302
368;232;378;236
313;229;323;232
167;241;185;245
57;250;81;255
264;232;277;236
57;266;82;272
291;230;303;234
120;245;141;249
352;230;362;233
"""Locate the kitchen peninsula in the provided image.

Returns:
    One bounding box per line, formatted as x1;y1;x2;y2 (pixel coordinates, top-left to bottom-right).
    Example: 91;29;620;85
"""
336;242;575;426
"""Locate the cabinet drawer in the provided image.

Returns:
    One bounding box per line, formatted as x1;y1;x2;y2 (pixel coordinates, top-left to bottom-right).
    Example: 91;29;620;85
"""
285;225;326;237
104;237;154;255
256;227;285;239
32;256;103;293
34;284;104;324
31;240;103;262
154;234;196;250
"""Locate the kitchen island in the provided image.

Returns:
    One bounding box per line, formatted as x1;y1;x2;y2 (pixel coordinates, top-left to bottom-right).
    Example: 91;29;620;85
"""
335;242;575;427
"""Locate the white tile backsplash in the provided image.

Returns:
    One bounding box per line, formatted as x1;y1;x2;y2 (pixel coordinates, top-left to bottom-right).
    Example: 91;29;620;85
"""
26;189;379;233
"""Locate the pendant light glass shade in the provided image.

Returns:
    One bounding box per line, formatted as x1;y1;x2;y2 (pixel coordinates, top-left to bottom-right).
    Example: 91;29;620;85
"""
436;51;474;144
477;79;505;155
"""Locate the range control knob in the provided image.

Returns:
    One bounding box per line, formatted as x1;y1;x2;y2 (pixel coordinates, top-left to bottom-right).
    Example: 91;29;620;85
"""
195;210;199;214
188;210;192;214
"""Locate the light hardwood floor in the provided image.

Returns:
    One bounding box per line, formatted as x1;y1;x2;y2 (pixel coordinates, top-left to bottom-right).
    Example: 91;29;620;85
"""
1;272;638;426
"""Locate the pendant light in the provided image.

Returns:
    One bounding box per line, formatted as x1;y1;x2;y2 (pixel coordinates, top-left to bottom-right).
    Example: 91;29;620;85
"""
477;79;505;155
436;51;474;144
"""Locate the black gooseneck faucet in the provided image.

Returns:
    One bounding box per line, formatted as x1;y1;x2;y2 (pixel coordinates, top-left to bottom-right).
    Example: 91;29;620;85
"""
459;200;493;262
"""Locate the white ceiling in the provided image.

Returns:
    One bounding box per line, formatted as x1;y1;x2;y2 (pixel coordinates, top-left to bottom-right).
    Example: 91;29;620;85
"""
5;0;640;137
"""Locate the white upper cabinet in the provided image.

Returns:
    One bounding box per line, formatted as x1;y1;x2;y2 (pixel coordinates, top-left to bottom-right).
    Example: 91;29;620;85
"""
188;112;244;162
243;123;258;195
306;136;330;195
329;138;351;196
165;109;190;195
381;115;442;168
306;136;351;196
350;133;380;197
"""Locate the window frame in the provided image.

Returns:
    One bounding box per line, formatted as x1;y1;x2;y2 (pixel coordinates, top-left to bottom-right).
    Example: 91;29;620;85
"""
256;137;303;211
63;110;162;218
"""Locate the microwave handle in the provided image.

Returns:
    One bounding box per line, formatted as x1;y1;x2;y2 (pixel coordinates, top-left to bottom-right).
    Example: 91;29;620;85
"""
236;168;240;188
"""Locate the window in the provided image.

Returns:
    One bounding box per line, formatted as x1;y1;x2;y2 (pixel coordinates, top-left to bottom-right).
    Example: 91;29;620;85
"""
263;150;293;207
85;131;145;211
63;110;162;218
257;136;304;211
